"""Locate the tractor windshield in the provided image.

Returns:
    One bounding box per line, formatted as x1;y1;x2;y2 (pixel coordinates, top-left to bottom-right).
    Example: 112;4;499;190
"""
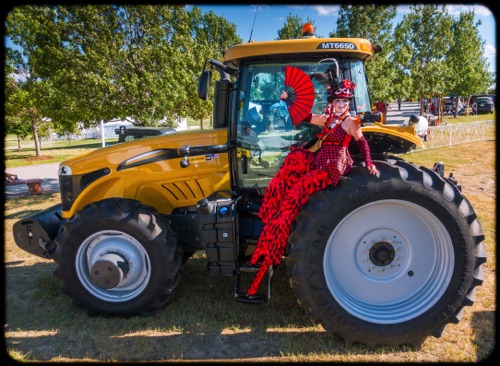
235;59;370;189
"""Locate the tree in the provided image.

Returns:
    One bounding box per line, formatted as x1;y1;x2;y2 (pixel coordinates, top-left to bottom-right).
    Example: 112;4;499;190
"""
445;10;495;116
4;82;32;151
184;8;242;125
5;6;59;157
5;53;29;151
329;5;398;103
393;5;455;113
41;5;209;127
5;4;242;146
393;5;492;116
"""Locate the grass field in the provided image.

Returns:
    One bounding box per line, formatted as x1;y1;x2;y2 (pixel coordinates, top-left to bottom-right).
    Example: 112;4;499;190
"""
3;118;496;362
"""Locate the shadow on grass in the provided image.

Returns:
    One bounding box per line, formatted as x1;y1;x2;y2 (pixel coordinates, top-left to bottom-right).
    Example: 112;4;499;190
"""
471;311;496;361
5;258;418;362
4;140;109;166
6;141;104;153
4;194;61;219
36;141;106;151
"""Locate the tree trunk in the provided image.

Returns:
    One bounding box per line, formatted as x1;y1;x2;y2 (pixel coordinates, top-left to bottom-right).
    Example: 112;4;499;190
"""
29;107;42;157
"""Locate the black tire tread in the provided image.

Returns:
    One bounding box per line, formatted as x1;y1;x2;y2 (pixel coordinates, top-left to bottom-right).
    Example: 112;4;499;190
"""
53;198;182;317
287;156;486;348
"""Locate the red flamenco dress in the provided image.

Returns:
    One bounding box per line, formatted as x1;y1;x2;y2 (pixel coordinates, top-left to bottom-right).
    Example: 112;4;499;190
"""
247;112;354;296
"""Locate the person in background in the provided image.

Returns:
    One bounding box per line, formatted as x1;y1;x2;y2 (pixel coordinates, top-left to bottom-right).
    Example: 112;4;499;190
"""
376;100;387;120
245;106;268;135
397;98;402;111
457;97;465;115
260;107;272;132
409;114;429;142
239;121;261;147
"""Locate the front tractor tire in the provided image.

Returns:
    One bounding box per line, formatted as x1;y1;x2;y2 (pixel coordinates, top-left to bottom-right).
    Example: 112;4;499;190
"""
287;157;486;348
53;198;182;317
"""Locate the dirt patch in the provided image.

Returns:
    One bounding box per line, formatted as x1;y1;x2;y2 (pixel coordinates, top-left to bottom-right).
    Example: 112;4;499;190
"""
460;172;495;199
26;155;54;163
449;140;496;200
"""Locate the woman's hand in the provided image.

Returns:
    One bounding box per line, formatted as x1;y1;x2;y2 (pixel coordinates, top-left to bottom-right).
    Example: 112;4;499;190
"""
368;164;379;175
310;113;328;126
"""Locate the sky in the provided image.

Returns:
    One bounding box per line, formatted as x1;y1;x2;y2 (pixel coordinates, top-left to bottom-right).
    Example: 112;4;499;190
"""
191;4;496;75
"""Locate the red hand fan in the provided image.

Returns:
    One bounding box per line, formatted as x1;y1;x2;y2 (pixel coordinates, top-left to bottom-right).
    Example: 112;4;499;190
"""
283;66;315;125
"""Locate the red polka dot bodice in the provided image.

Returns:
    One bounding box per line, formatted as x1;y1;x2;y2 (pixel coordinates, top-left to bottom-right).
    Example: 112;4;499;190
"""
311;122;353;186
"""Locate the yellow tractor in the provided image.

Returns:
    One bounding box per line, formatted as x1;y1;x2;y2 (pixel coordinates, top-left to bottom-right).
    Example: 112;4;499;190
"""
13;24;485;348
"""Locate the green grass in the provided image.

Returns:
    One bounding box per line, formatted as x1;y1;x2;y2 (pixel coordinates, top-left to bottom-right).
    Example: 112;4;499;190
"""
4;138;106;168
441;111;495;124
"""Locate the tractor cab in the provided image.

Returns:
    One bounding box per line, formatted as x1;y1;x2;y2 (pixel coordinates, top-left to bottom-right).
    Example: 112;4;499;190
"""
198;25;422;191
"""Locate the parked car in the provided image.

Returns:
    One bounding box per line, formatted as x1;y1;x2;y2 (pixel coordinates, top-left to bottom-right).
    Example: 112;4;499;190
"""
473;96;495;114
468;94;496;106
115;126;177;142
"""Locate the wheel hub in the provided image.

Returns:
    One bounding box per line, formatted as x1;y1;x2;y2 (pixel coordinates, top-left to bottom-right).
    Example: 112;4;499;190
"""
369;241;396;266
355;229;408;279
90;253;129;289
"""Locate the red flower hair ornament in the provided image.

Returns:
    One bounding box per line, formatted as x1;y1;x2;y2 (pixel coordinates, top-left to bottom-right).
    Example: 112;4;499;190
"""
330;79;356;99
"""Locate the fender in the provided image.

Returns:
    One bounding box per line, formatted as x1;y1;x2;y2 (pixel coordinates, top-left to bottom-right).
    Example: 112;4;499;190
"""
353;123;424;155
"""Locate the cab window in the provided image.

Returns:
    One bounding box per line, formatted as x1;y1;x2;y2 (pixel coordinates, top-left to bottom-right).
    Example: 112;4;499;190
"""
235;59;370;189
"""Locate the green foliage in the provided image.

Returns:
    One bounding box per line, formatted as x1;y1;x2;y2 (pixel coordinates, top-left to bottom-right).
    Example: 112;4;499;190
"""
324;4;492;104
395;5;454;99
392;4;492;103
5;6;59;156
5;5;242;133
446;10;495;97
5;4;494;145
4;74;31;139
332;5;398;102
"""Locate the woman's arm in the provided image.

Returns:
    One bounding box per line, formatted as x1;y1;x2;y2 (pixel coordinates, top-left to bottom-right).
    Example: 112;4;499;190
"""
345;118;379;175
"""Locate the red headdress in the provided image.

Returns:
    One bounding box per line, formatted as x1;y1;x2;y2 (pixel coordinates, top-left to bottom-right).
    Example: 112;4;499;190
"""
330;79;356;99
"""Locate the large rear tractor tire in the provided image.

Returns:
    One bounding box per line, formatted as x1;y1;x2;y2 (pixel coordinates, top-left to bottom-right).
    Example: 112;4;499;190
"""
53;198;182;316
287;157;486;348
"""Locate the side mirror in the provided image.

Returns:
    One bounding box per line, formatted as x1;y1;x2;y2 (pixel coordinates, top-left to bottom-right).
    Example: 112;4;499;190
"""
198;70;211;100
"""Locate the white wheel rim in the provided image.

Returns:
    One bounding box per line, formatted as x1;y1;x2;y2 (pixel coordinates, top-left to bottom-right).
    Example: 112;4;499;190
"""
323;199;454;324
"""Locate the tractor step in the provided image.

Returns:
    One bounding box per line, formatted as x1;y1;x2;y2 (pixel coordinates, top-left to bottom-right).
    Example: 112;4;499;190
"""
234;263;273;304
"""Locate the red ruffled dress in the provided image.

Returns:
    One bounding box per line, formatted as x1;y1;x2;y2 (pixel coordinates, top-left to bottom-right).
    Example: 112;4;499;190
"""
247;115;353;295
